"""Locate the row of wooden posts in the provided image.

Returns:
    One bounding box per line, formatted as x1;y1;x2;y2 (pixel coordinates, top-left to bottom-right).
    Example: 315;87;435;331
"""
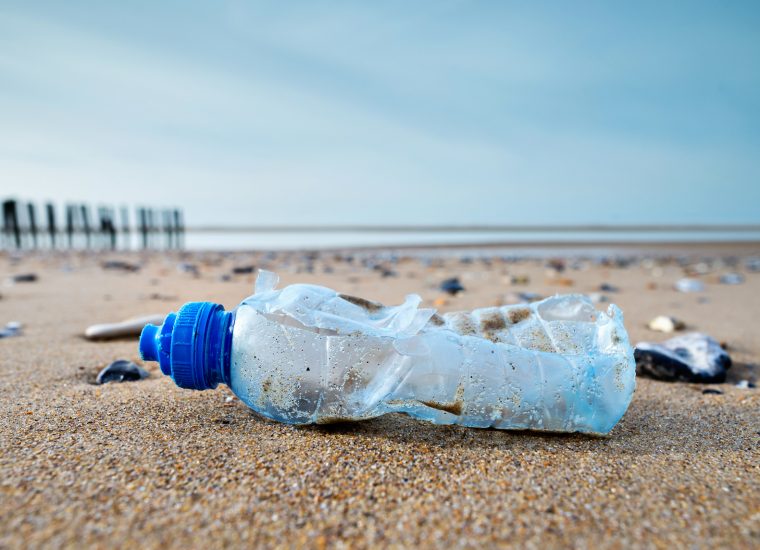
1;199;185;250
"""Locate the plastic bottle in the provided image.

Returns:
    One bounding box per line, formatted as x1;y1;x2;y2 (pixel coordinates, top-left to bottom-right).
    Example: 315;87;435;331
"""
139;271;636;434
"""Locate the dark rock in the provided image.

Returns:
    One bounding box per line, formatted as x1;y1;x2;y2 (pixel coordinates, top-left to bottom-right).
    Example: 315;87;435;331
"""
440;277;465;295
702;389;723;395
101;261;139;272
599;283;619;292
546;259;565;273
96;360;149;384
11;273;38;283
634;333;731;383
232;265;256;274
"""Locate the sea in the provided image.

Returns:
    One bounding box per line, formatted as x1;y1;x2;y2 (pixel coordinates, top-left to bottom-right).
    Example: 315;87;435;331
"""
184;227;760;252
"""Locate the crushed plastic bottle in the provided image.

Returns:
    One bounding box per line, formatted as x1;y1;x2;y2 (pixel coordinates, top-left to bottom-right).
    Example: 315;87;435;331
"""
140;271;636;435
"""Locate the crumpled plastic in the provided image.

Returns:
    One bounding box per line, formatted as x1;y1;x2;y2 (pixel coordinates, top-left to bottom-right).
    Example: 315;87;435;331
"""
245;270;436;346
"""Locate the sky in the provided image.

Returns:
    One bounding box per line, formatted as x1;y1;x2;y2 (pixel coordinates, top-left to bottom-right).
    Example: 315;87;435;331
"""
1;1;759;226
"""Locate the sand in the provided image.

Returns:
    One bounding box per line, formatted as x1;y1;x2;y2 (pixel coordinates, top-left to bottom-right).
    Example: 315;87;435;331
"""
0;245;758;548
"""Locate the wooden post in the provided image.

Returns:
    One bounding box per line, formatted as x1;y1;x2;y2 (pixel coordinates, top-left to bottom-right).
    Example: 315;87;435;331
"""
107;207;117;250
46;203;57;249
80;205;92;249
2;200;21;249
138;207;148;250
173;209;184;250
27;203;38;249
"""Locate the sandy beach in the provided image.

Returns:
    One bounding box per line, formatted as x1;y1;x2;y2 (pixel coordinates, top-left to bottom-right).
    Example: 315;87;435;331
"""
1;244;758;548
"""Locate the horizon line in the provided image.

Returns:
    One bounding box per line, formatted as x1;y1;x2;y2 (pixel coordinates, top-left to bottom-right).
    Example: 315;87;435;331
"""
188;224;760;233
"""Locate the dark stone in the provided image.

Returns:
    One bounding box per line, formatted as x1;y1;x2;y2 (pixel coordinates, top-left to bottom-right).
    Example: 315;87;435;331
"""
546;259;566;272
634;333;731;384
599;283;619;292
12;273;38;283
702;389;723;395
232;265;256;274
96;360;149;384
101;261;139;272
440;277;465;295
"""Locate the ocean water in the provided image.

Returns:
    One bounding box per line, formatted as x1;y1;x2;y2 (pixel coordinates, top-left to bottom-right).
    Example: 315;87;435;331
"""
185;228;760;251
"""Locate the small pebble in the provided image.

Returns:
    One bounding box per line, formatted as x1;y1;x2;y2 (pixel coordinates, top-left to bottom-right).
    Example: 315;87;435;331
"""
588;293;608;304
719;273;744;285
647;315;685;333
0;321;22;338
96;360;149;384
177;263;200;276
10;273;38;283
674;278;705;293
546;259;566;273
232;265;256;275
744;258;760;272
599;283;619;292
101;261;140;272
702;389;723;395
504;291;542;304
440;278;465;295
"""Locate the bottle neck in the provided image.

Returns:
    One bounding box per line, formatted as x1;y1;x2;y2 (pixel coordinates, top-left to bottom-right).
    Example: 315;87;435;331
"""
201;307;236;389
140;303;236;390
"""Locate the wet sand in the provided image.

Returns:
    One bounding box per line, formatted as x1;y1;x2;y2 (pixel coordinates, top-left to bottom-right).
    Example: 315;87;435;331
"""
1;245;758;548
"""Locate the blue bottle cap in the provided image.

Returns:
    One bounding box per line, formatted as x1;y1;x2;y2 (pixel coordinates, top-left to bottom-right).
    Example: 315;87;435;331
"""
139;302;235;390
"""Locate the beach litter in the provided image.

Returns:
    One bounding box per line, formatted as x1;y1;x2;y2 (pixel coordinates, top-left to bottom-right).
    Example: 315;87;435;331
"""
85;314;166;340
634;333;731;383
439;277;465;295
96;360;149;384
138;270;636;435
647;315;685;333
0;322;22;339
674;278;705;293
